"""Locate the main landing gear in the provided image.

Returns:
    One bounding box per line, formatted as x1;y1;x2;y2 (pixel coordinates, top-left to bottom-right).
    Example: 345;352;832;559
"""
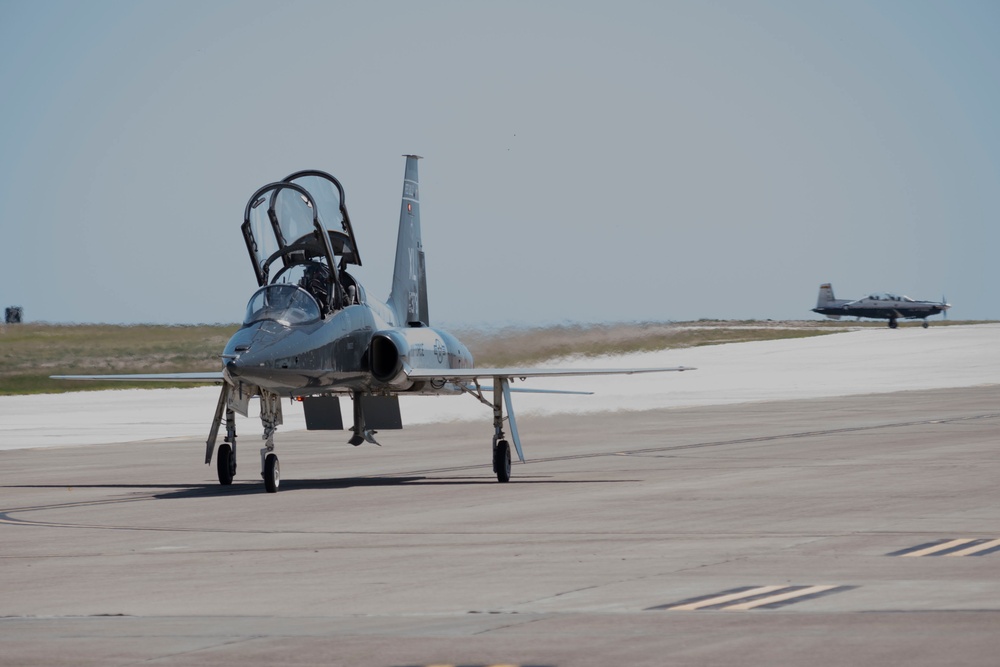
493;437;511;483
489;378;523;483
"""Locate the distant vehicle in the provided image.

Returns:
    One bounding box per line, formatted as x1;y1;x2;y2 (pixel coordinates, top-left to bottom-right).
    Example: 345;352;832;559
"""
812;283;950;328
53;156;693;492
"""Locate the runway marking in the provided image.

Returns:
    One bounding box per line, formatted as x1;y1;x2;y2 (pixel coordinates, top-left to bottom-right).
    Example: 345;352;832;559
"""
646;584;854;611
889;538;1000;557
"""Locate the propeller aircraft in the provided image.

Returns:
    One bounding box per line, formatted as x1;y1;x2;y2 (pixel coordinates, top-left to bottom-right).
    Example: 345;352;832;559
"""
812;282;950;328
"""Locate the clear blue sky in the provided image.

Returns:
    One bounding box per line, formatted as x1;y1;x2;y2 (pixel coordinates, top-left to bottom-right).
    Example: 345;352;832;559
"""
2;0;997;326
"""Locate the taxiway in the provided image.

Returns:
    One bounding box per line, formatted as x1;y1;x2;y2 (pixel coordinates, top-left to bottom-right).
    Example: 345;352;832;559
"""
2;384;999;666
2;324;998;665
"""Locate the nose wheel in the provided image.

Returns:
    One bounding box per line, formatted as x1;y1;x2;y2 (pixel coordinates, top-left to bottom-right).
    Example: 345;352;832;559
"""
263;453;280;493
217;443;235;485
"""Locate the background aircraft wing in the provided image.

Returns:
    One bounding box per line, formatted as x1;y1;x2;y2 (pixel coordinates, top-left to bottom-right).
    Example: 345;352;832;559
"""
51;372;224;382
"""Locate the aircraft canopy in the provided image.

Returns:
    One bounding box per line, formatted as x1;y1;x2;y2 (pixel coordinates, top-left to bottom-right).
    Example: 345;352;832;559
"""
865;293;915;302
243;284;321;326
241;170;362;314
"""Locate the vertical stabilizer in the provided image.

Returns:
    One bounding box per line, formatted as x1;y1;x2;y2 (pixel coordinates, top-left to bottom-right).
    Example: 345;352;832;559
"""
388;155;429;326
816;283;837;308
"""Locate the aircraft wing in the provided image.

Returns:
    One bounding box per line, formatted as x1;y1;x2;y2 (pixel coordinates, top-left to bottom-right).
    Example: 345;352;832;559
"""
51;372;224;382
407;366;694;383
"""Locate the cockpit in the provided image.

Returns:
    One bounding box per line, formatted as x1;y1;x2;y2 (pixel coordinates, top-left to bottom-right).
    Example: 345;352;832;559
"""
865;293;915;302
244;284;322;326
240;170;364;325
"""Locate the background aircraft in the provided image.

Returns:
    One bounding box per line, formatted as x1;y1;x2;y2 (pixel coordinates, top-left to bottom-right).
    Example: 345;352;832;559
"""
55;156;692;492
812;283;950;328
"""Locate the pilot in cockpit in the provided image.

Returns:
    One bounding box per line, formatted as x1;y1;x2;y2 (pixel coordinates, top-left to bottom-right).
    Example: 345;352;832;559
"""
299;263;332;315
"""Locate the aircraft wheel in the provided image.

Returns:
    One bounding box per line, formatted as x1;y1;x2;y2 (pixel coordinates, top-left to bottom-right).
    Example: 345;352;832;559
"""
889;319;898;329
263;453;280;493
494;439;511;483
217;443;235;485
922;321;929;329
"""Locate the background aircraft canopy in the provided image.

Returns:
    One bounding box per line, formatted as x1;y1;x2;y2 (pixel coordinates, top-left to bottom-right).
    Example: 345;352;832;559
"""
865;293;915;302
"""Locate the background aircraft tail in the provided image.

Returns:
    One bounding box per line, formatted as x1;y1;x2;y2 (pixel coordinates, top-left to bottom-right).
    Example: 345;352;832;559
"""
387;155;430;327
816;283;837;308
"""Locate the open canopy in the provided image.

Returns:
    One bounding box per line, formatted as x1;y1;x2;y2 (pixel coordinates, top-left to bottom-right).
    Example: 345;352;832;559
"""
240;170;362;315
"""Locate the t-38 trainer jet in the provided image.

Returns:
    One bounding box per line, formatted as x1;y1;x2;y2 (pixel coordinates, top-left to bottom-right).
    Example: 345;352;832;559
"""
55;156;692;492
812;283;950;328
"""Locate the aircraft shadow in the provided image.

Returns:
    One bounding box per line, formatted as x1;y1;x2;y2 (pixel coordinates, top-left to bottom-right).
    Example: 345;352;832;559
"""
3;476;636;501
153;475;635;499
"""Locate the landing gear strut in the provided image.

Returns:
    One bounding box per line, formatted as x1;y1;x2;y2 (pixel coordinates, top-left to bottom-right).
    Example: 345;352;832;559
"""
888;317;898;329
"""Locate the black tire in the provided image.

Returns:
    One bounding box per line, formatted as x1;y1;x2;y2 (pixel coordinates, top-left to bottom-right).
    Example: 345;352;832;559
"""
889;319;898;329
217;443;235;486
922;321;929;329
494;439;511;483
264;453;280;493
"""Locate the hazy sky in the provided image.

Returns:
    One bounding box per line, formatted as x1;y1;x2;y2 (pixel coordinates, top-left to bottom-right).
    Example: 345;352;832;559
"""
2;0;997;327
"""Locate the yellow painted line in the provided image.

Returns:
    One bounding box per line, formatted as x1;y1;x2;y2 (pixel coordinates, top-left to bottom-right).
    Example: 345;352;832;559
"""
725;584;838;611
944;538;1000;557
667;585;786;611
900;538;977;557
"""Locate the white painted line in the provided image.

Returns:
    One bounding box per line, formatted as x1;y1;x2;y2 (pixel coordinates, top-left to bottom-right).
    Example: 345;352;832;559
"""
667;585;786;611
900;538;977;557
725;584;838;611
944;538;1000;557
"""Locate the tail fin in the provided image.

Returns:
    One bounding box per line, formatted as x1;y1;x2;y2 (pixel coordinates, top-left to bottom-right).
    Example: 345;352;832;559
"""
816;283;837;308
387;155;429;327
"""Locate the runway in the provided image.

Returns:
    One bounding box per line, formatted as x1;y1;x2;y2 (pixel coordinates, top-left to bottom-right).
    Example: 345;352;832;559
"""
2;383;999;665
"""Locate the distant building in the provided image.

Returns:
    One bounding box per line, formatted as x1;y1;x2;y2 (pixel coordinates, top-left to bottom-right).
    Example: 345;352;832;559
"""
5;306;23;324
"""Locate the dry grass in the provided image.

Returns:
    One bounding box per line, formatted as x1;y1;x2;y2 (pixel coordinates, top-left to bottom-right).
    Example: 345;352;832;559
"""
0;323;236;395
1;319;983;395
456;320;846;366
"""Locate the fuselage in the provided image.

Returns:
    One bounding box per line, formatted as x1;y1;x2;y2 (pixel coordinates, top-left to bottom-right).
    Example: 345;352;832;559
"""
812;298;948;321
223;287;473;397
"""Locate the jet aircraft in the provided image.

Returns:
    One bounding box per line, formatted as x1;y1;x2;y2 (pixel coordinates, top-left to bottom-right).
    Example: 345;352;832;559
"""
812;283;950;328
55;156;692;492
